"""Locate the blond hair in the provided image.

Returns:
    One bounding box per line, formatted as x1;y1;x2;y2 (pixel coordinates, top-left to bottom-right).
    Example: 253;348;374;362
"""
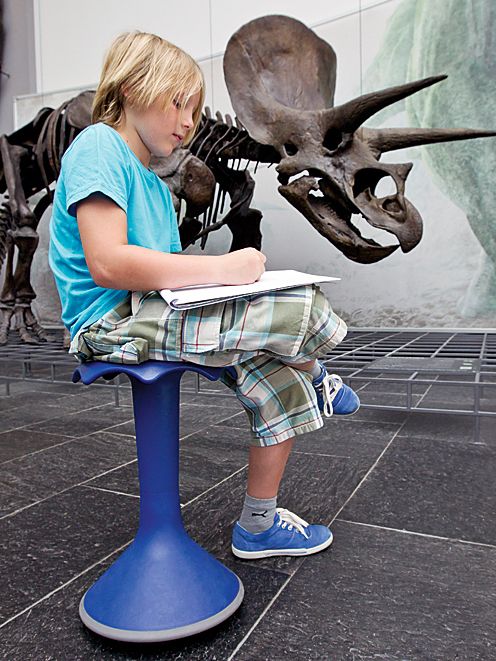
92;31;205;145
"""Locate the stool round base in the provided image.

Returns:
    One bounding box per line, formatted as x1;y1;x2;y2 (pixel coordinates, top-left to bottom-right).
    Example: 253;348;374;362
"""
78;530;244;642
79;576;244;642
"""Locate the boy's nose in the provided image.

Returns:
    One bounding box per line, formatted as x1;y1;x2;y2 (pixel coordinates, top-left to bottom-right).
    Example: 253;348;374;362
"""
182;113;193;130
182;105;195;128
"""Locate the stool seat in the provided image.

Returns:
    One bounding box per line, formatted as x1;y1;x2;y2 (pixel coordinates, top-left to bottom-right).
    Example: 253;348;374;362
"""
72;359;224;386
72;359;243;643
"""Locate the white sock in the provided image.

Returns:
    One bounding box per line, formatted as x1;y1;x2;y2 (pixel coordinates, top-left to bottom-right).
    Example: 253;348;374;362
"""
309;360;323;379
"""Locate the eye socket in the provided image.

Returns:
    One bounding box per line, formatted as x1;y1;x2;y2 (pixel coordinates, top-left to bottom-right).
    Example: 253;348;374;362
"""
173;99;182;110
323;128;343;152
353;169;397;199
284;142;298;156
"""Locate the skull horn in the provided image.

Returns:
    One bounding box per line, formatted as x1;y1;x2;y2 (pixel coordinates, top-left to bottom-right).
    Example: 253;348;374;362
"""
331;75;447;132
362;126;496;154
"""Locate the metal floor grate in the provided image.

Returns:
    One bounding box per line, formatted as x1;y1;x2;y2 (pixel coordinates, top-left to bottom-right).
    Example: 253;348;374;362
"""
1;329;495;434
327;330;496;368
322;330;496;440
0;330;78;383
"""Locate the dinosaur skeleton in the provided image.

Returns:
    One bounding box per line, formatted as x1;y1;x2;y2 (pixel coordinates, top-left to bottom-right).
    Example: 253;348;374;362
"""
223;15;496;262
0;14;494;345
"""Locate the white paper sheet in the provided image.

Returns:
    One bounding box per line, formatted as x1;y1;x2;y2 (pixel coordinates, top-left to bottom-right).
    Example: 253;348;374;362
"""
159;270;339;310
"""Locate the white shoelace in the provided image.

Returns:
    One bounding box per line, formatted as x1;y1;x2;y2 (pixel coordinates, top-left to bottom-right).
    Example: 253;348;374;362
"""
320;373;344;418
276;508;310;539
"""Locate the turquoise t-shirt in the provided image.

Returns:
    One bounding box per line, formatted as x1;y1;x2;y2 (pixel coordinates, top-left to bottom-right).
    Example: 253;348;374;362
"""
49;122;182;338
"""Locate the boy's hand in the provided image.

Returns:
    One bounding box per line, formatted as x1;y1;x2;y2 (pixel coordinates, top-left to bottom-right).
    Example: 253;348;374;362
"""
218;248;266;285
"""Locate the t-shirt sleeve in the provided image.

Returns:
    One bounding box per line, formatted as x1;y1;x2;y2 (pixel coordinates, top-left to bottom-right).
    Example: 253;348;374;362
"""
63;126;130;217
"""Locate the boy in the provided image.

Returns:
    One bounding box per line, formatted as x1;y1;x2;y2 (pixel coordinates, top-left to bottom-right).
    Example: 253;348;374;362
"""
49;31;359;559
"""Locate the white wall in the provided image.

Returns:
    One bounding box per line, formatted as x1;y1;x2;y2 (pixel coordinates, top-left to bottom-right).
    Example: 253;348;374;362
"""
28;0;391;103
7;0;494;328
0;0;37;133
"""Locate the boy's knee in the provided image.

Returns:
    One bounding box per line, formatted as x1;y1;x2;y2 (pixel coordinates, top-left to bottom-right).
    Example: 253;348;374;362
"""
301;286;347;354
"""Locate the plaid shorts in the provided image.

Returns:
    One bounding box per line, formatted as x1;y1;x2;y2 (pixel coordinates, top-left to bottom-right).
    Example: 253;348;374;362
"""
72;285;347;446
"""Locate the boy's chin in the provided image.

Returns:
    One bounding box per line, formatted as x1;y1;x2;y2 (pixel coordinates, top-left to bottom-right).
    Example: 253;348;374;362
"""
155;145;176;158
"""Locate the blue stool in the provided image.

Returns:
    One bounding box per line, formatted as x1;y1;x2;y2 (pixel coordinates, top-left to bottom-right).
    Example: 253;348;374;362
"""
72;360;244;642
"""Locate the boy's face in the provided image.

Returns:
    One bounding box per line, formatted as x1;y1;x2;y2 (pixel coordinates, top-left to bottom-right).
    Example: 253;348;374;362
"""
120;91;200;165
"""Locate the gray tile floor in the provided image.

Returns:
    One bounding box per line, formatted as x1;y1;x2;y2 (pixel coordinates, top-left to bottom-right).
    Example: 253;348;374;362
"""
0;375;495;660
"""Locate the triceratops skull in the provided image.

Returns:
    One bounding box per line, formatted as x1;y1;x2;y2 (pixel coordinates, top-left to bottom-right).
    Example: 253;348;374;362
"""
224;15;495;263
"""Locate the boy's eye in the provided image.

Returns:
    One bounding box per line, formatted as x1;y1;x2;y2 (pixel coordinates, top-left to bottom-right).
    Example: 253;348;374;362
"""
173;99;182;109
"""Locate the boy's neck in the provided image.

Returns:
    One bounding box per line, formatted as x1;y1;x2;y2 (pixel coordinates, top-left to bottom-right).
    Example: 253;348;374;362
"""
115;118;151;168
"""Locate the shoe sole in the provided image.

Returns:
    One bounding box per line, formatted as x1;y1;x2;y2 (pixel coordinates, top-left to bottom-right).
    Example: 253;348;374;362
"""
330;408;360;417
231;532;333;559
323;406;360;418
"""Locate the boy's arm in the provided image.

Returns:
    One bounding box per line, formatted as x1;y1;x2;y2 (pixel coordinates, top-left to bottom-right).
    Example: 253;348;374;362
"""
77;194;266;290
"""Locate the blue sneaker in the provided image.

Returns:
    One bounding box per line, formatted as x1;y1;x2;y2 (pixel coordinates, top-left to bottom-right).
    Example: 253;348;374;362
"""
313;362;360;417
232;508;333;559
